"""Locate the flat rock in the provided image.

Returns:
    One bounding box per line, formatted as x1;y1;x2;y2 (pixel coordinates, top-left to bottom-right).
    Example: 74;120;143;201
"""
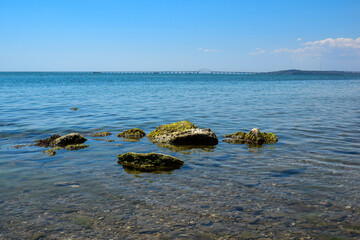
117;152;184;172
116;128;145;139
65;144;89;151
91;131;111;137
224;128;278;144
148;121;218;145
52;133;87;147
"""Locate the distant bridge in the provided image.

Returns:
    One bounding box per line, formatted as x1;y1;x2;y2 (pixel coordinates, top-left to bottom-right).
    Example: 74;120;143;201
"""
95;71;259;75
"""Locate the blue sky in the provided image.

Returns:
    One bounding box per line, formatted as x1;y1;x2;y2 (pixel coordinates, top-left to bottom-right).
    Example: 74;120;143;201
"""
0;0;359;71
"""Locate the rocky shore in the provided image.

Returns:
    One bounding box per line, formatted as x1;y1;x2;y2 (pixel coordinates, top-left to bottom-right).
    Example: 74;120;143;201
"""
28;121;278;172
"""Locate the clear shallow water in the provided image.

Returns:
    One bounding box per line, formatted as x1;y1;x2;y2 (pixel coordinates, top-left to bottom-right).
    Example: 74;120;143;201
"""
1;72;360;239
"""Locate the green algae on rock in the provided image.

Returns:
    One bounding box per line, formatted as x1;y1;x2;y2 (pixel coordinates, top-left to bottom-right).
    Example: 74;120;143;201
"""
91;132;111;137
117;152;184;172
65;144;89;151
35;134;61;147
116;128;145;139
13;144;27;149
45;148;56;156
148;121;197;140
224;128;278;145
52;133;87;147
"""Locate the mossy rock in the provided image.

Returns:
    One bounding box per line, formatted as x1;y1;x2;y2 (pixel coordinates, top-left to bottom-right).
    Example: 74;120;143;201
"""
35;134;61;147
13;144;27;149
116;128;145;139
224;128;278;145
45;148;56;156
117;152;184;172
52;133;87;147
91;131;111;137
224;131;246;139
65;144;89;151
148;121;198;141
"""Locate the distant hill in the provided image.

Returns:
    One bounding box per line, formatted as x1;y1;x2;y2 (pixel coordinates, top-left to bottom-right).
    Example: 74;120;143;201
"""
266;69;360;75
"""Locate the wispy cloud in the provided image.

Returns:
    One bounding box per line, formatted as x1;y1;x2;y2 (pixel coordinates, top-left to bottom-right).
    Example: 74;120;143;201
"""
272;37;360;58
198;48;217;53
297;37;302;41
249;48;266;55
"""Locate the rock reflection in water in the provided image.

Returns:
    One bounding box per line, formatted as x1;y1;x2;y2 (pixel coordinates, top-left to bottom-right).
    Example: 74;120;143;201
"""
122;166;173;175
157;143;216;154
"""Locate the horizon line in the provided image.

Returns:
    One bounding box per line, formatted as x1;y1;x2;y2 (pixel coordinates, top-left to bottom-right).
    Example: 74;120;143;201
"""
1;69;360;74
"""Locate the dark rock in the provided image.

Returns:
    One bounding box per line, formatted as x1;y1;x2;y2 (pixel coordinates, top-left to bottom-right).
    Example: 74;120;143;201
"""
148;121;218;145
117;152;184;172
35;134;61;147
45;148;56;156
167;128;218;145
52;133;87;147
91;132;111;137
13;144;27;149
116;128;145;139
65;144;89;151
223;128;278;145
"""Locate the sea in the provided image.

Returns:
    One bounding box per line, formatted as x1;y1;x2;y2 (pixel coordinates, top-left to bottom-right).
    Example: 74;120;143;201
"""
0;72;360;239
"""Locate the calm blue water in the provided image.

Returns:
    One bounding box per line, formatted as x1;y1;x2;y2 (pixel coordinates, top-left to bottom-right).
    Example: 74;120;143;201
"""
1;72;360;239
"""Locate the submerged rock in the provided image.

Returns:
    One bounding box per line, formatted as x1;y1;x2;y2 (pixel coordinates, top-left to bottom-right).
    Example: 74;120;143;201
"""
35;134;61;147
45;148;56;156
117;128;145;139
52;133;87;147
117;152;184;172
148;121;218;145
157;143;216;153
91;132;111;137
65;144;89;151
13;144;27;149
224;128;278;145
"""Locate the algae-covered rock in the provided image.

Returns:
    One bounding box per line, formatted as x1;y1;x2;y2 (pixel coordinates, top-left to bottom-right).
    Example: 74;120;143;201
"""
65;144;89;151
116;128;145;139
91;132;111;137
117;152;184;172
13;144;27;149
35;134;61;147
148;121;197;140
224;128;278;145
52;133;87;147
45;148;56;156
148;121;218;145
